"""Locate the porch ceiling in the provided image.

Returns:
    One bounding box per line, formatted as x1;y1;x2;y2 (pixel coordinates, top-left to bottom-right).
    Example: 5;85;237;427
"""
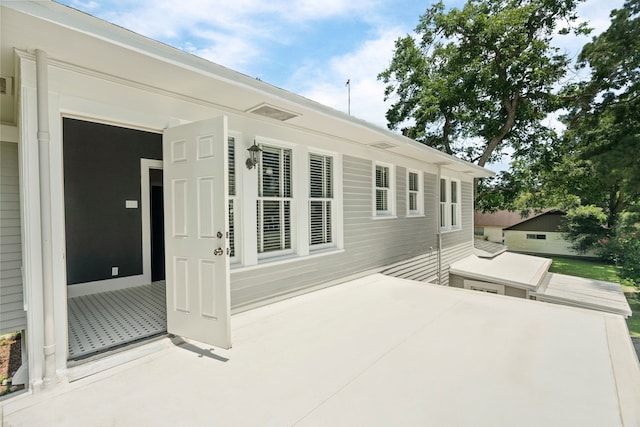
1;1;492;177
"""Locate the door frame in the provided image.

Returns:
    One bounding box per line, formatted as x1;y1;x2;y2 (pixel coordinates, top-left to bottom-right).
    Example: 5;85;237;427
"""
141;159;164;285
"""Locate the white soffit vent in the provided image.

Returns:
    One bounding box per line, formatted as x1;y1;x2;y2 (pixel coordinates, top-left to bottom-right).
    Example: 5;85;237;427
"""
367;141;397;150
247;103;299;121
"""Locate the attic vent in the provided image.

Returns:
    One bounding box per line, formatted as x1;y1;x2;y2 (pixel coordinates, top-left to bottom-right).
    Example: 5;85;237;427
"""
367;141;397;150
0;76;13;96
247;104;298;121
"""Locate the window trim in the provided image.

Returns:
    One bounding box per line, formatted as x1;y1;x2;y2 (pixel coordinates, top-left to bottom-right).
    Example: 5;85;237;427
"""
439;176;461;232
308;152;335;251
256;143;294;259
406;169;424;217
373;161;396;218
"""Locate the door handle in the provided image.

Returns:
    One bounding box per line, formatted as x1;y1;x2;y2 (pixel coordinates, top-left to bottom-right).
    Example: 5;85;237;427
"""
214;248;224;256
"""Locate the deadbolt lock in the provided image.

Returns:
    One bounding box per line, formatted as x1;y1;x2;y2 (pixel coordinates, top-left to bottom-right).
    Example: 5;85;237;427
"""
217;231;223;239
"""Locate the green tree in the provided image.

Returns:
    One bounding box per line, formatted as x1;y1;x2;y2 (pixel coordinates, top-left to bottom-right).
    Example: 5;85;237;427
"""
562;0;640;221
378;0;589;168
559;205;608;254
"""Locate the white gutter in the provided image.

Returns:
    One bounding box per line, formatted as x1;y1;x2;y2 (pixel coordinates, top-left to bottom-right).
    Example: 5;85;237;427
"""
35;49;56;385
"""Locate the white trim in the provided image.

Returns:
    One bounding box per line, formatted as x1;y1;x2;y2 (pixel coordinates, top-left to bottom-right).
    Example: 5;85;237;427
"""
406;169;423;217
372;161;395;217
231;248;346;273
141;159;163;286
66;274;149;298
439;176;461;232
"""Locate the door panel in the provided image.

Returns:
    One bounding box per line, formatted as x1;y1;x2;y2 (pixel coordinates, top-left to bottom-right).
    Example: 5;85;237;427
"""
163;117;231;348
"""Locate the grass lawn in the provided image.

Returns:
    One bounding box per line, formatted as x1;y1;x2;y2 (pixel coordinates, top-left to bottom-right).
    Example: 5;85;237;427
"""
548;257;640;337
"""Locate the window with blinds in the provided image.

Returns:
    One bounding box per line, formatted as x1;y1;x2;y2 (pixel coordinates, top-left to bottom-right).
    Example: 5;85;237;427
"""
309;153;333;247
257;145;293;254
376;164;390;214
228;137;237;259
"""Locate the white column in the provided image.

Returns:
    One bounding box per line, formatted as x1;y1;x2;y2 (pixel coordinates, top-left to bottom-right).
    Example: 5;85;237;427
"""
35;49;57;385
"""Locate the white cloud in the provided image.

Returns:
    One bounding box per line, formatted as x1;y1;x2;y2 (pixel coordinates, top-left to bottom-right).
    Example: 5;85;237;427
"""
289;28;403;127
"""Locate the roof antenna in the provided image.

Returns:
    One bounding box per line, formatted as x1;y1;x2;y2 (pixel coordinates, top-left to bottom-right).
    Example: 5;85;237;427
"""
345;79;351;115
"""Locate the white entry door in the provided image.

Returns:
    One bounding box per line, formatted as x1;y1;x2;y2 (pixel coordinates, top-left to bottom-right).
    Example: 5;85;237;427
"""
163;116;231;348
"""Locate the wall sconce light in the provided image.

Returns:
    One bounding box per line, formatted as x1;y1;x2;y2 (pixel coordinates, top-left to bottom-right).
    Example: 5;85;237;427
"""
246;140;262;170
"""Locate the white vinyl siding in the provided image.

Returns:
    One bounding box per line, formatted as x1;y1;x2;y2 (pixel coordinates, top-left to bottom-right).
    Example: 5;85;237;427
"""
407;170;423;216
309;153;333;248
0;141;26;334
257;145;293;256
374;163;395;217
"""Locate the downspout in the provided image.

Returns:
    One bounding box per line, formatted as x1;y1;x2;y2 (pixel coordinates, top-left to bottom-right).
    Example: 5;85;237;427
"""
436;165;442;285
36;49;56;384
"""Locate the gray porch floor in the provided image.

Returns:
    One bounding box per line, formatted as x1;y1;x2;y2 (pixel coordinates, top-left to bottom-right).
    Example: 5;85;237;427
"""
7;274;638;426
67;281;166;359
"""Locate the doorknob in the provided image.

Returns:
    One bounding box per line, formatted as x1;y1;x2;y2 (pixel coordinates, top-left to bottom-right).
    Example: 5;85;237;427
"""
214;248;224;256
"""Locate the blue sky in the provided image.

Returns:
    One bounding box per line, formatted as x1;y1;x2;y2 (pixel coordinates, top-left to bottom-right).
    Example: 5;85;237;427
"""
56;0;623;171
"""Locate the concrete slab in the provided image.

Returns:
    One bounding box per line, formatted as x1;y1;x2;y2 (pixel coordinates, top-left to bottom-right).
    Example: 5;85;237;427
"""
3;274;639;426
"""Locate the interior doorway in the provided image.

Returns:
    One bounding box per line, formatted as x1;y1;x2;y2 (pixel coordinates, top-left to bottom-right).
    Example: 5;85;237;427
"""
66;158;167;361
150;169;165;282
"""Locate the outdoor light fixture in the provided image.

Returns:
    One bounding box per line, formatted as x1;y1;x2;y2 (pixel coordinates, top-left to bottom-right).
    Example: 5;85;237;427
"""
246;140;262;170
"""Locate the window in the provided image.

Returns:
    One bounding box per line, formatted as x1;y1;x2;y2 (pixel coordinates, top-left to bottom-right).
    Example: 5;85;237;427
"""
464;280;505;295
257;145;292;255
407;170;423;216
440;177;461;231
374;163;394;216
440;178;447;228
526;234;546;240
309;154;333;247
474;227;485;236
228;137;238;260
451;180;458;227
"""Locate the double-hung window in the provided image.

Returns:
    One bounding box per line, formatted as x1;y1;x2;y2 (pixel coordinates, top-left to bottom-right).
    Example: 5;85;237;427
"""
440;177;461;231
375;163;394;216
257;145;292;255
407;170;423;216
309;153;333;248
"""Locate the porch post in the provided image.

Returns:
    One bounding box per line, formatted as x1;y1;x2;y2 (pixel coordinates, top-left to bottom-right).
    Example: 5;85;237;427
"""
35;49;56;384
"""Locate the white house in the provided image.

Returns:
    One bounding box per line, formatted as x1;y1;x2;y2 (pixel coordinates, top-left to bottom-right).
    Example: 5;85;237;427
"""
1;0;491;387
1;2;638;423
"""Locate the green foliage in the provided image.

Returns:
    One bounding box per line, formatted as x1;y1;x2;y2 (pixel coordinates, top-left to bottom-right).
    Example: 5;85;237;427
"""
379;0;588;167
560;205;608;254
600;204;640;285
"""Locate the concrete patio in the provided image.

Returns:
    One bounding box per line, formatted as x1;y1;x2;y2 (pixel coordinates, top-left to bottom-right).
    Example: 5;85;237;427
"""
3;274;639;426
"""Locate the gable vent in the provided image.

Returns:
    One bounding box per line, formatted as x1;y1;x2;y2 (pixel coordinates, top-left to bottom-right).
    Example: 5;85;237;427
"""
247;103;299;121
367;141;397;150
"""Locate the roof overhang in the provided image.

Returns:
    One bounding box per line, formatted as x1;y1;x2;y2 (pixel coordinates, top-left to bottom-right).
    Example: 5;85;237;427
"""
1;1;493;178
